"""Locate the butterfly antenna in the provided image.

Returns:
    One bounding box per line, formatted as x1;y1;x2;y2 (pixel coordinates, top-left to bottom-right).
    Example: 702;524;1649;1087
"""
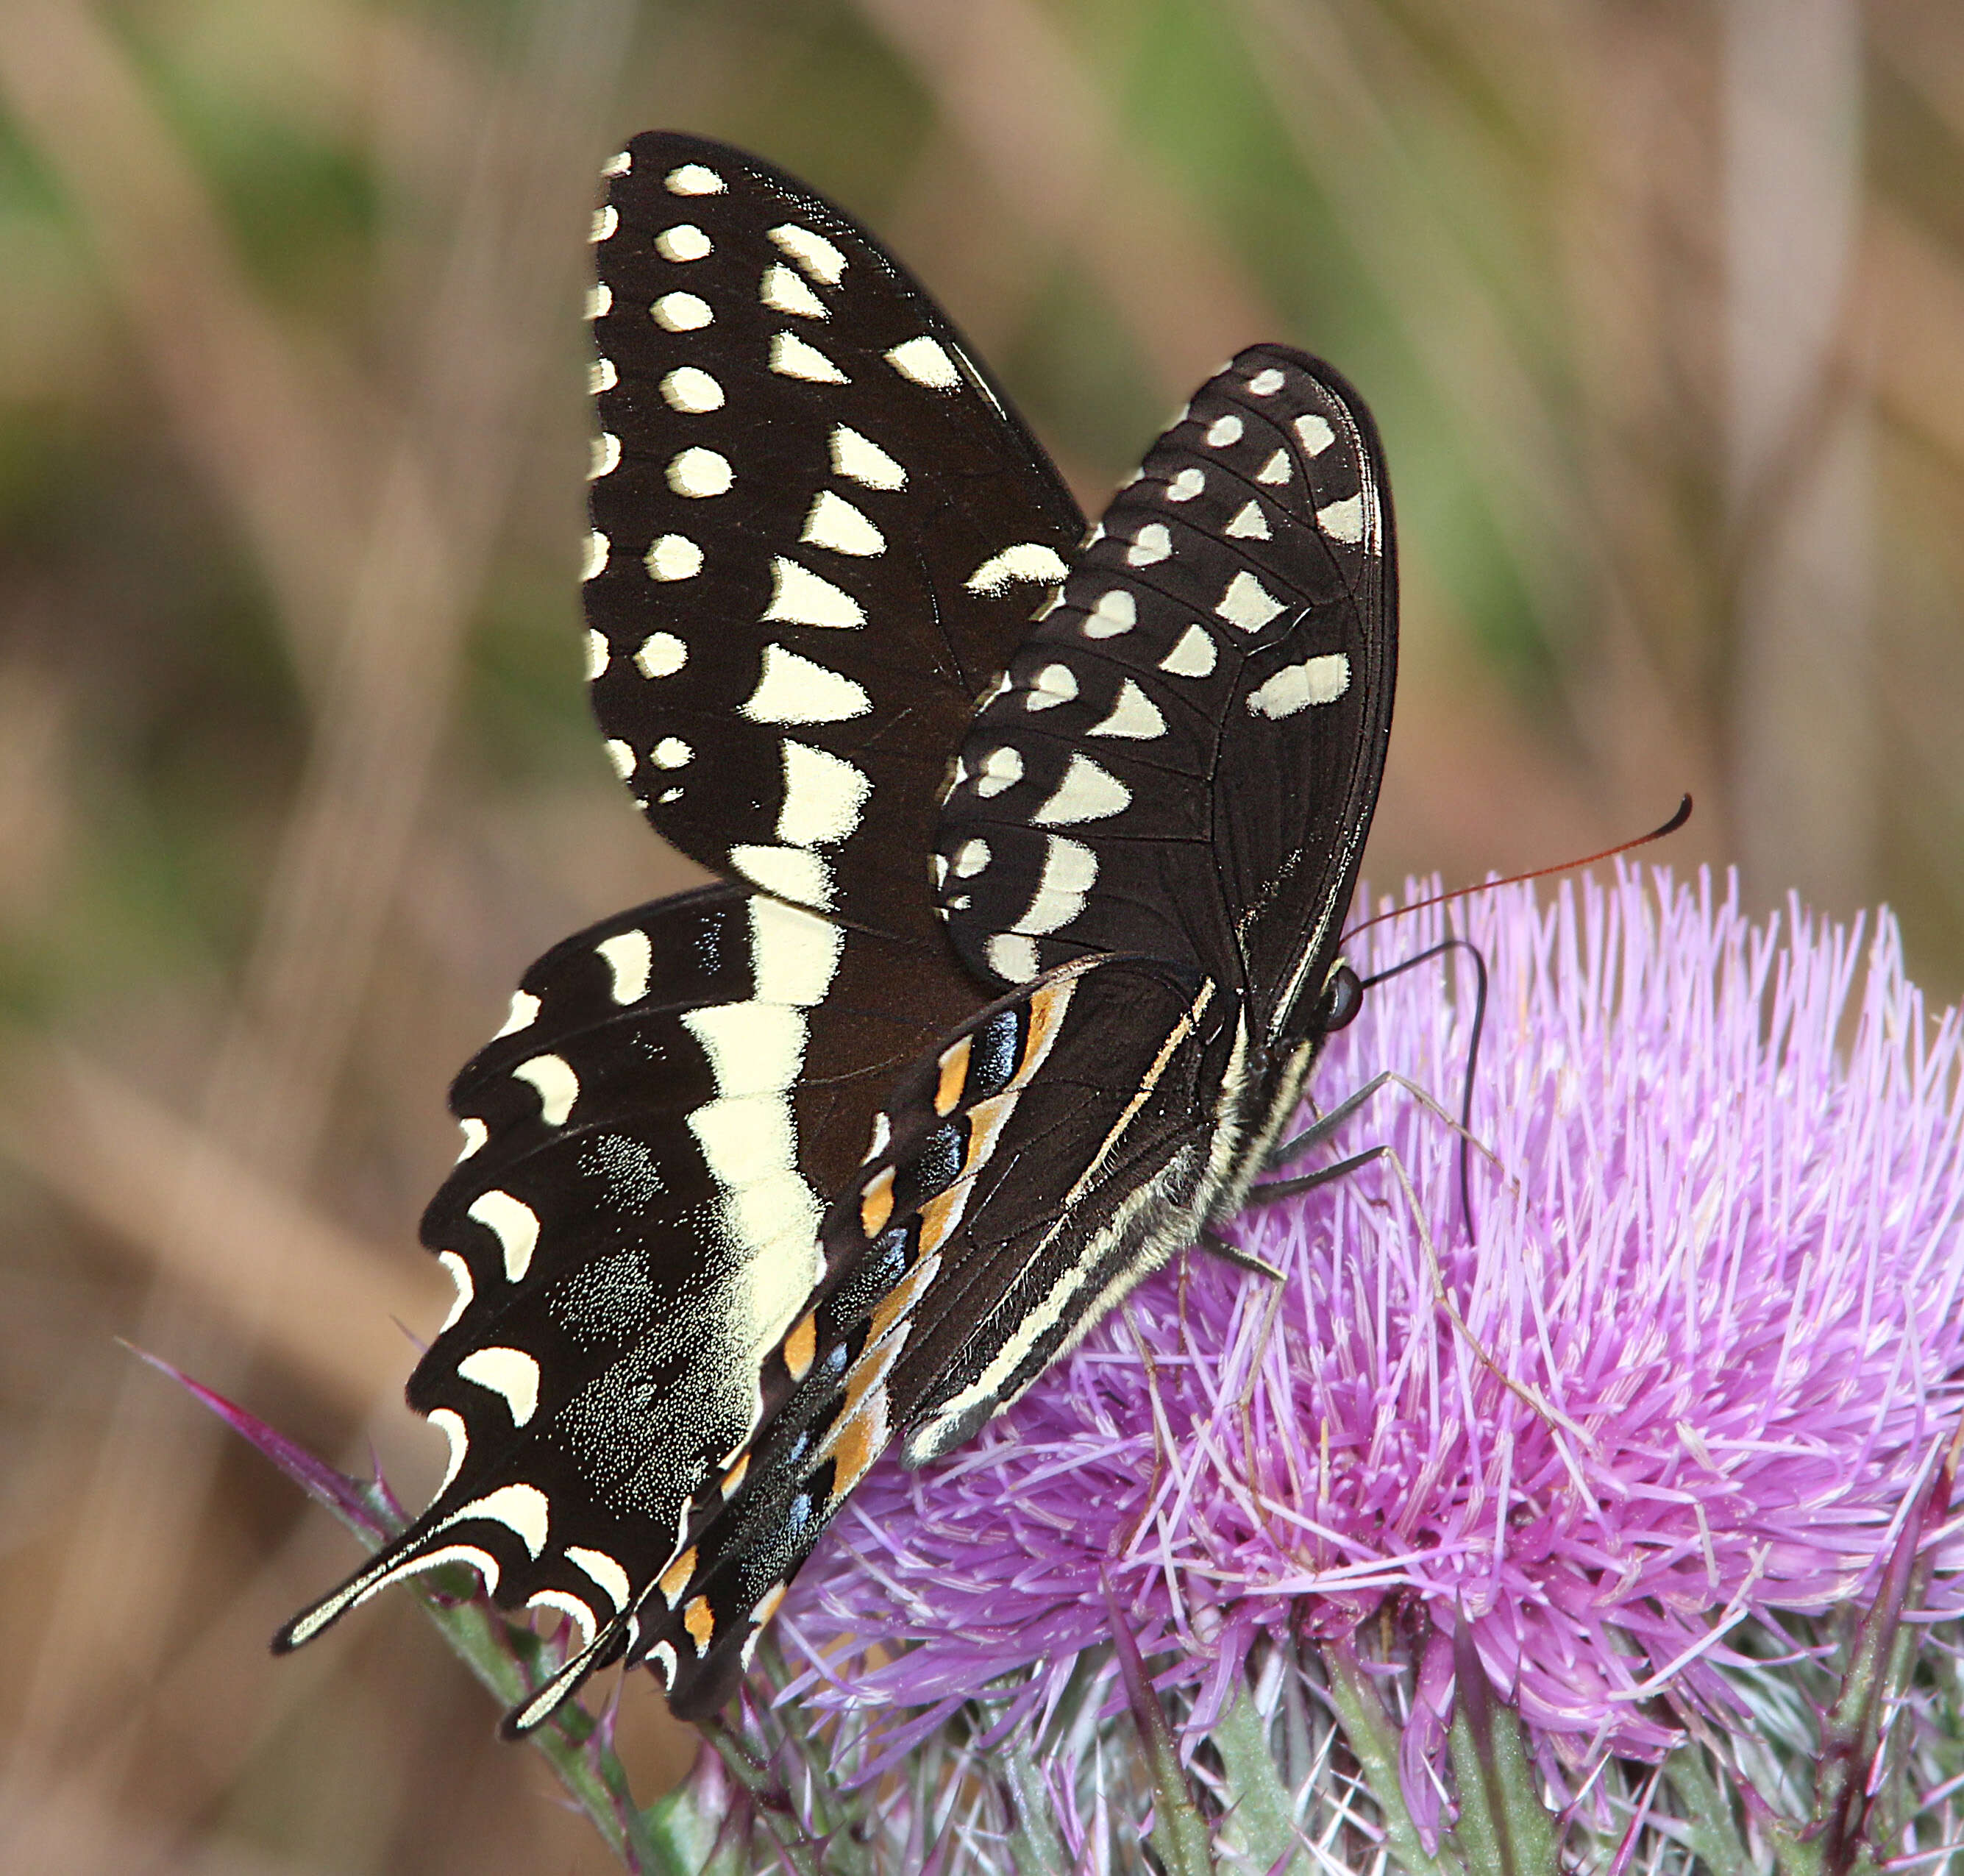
1340;794;1688;1240
1343;793;1693;943
1356;935;1486;1240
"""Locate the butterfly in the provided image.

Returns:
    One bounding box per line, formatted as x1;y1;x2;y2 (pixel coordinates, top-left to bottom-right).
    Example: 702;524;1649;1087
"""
275;130;1396;1732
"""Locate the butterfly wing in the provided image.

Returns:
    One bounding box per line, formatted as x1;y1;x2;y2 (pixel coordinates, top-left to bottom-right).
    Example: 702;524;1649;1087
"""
585;132;1085;945
274;884;983;1680
602;951;1241;1720
934;345;1395;1042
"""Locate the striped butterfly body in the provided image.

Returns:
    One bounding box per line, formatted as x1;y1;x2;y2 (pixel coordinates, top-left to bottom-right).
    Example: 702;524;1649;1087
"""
277;132;1397;1730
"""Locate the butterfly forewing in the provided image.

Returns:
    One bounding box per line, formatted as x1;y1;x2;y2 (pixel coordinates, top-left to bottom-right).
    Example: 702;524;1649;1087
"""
585;132;1084;944
935;346;1395;1040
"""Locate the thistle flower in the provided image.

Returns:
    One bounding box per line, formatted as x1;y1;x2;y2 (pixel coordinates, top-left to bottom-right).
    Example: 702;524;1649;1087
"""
766;867;1964;1840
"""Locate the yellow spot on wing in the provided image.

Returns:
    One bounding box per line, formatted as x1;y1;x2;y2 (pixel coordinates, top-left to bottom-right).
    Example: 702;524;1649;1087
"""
683;1596;716;1655
935;1036;972;1115
658;1547;697;1607
783;1310;817;1382
859;1164;896;1240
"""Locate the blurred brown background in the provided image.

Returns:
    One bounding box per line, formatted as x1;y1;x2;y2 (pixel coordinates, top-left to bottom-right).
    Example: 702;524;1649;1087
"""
1;1;1960;1869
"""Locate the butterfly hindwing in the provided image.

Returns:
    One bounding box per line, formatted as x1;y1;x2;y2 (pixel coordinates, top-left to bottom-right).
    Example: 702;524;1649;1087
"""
934;345;1395;1041
274;883;983;1679
606;952;1242;1719
584;132;1084;943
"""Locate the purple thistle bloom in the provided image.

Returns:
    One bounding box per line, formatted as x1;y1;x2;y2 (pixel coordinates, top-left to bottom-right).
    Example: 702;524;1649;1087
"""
775;867;1964;1790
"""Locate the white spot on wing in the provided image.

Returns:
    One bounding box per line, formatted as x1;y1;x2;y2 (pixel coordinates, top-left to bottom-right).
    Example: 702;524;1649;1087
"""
886;335;959;388
1089;678;1167;739
1226;500;1270;540
597;929;652;1003
974;746;1023;797
600;150;630;178
764;555;864;628
1256;450;1291;486
1160;623;1217;678
1217;569;1286;633
1127;523;1171;566
741;644;872;724
1167;467;1206;502
1085;590;1135;638
589;357;617;394
565;1546;631;1611
727;844;835;908
1025;663;1077;711
1019;835;1097;934
1248;366;1285;394
1317;494;1365;544
636;630;688;675
668;447;732;498
458;1346;541;1426
588;433;621;480
1295;413;1336;455
776;741;871;846
586;283;611;319
652;737;691;768
952;838;990;877
453;1120;488;1165
1031;753;1131;826
986;934;1040;981
747;895;844;1005
449;1483;549;1557
830;425;905;490
495;992;540;1037
802;490;884;556
437;1251;474;1329
603;739;635;779
513;1053;580;1126
665;163;725;195
581;532;608;581
469;1190;540;1282
591;205;618;242
584;629;609;679
527;1588;596;1647
1245;653;1351;718
429;1405;468;1493
652;291;711;331
661;366;724;412
966;541;1068;596
771;331;847;383
769;222;847;285
761;263;827;319
655;223;711;261
645;536;702;583
1206;414;1244;447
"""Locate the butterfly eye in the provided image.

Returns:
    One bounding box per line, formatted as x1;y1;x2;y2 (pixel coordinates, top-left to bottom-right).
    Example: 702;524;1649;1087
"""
1312;962;1364;1034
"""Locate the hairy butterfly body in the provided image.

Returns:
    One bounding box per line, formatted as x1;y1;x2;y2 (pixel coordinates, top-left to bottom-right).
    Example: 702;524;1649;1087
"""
277;132;1397;1729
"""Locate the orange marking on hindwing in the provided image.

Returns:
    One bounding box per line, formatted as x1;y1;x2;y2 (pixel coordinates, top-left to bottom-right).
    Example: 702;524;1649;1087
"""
917;1182;972;1257
658;1547;697;1607
683;1595;715;1655
859;1165;895;1239
783;1311;817;1382
867;1251;941;1344
719;1452;750;1498
752;1582;787;1627
1015;978;1075;1089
